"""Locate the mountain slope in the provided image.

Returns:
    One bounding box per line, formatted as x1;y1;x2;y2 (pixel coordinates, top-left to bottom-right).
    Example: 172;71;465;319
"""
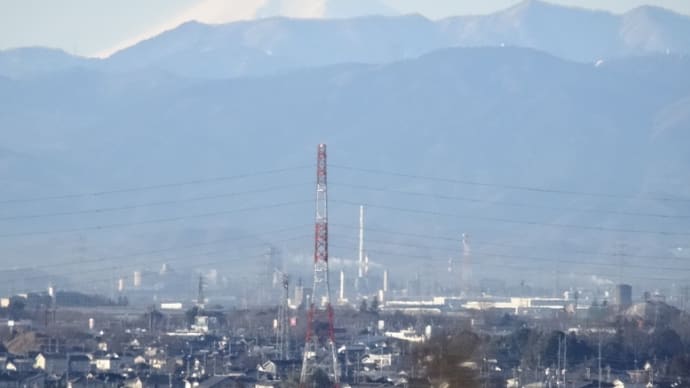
103;15;440;78
4;1;690;79
97;3;690;79
1;47;688;284
620;6;690;54
440;0;621;61
0;47;93;79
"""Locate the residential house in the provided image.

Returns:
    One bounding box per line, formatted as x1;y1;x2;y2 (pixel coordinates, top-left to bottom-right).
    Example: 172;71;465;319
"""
34;353;69;375
0;372;45;388
94;354;121;373
361;350;393;369
123;376;143;388
7;357;36;373
69;354;92;374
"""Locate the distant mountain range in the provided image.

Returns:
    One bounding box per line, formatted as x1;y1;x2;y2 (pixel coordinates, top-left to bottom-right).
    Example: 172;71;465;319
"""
2;1;690;80
2;46;689;284
1;1;689;289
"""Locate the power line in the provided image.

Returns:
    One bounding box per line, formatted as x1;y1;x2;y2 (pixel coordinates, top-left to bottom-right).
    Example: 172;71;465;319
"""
0;183;308;222
330;164;690;204
19;237;685;301
328;243;689;283
331;182;688;219
332;235;690;274
331;199;690;237
10;234;311;296
328;223;687;263
0;200;311;239
15;241;294;291
0;165;311;205
5;224;311;271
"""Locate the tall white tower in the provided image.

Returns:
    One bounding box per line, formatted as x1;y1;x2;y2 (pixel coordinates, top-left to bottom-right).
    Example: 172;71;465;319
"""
339;270;345;302
133;271;142;288
383;269;389;292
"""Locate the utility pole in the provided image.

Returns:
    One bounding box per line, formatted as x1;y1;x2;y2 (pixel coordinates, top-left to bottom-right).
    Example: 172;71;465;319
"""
462;233;471;293
148;305;154;332
300;144;339;387
681;285;689;314
598;333;602;388
563;333;567;387
557;336;561;386
358;205;365;280
48;284;57;326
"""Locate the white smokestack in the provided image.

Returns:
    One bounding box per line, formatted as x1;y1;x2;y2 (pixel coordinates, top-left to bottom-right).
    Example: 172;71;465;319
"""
358;205;365;278
462;233;470;257
383;269;389;292
339;270;345;301
462;233;471;285
365;254;369;276
133;271;142;288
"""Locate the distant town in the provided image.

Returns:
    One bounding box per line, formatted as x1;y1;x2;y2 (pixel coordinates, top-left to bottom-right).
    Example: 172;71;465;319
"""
1;261;688;387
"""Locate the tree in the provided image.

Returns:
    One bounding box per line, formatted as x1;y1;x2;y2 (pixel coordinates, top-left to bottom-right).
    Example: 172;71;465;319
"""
144;308;166;331
564;332;593;366
489;327;542;368
307;368;332;387
369;297;379;313
649;328;683;360
359;299;368;313
185;306;200;326
8;299;25;320
413;329;481;387
669;354;690;378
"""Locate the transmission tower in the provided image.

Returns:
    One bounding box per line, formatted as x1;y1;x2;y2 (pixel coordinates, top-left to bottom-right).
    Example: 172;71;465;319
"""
300;144;339;387
276;272;290;360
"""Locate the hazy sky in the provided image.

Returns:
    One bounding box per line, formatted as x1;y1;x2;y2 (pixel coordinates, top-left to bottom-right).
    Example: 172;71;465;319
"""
2;0;689;57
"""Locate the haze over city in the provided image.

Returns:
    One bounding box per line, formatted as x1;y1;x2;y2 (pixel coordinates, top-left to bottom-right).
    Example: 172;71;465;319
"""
1;1;689;387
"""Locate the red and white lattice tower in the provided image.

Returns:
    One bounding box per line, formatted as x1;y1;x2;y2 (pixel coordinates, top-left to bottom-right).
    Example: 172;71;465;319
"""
300;144;339;387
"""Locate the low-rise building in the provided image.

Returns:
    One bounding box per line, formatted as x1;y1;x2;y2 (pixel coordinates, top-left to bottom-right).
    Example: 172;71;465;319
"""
69;354;92;374
0;372;45;388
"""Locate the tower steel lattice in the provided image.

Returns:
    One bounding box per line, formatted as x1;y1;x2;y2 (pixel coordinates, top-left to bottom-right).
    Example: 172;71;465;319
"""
276;272;290;360
300;144;339;387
